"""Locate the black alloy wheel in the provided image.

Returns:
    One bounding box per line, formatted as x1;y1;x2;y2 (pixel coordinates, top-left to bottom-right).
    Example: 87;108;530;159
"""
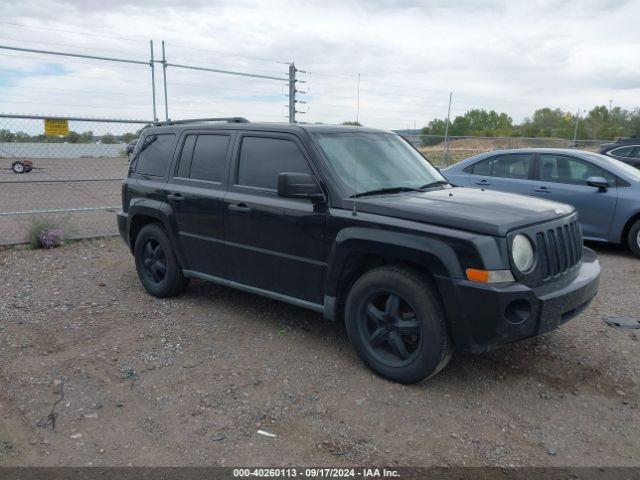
358;291;422;367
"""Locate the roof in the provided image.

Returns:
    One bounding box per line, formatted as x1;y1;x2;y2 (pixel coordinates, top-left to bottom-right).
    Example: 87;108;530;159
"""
144;120;387;135
444;147;640;182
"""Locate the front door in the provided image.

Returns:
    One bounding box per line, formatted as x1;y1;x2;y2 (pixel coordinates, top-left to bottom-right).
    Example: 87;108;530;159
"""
223;132;326;305
166;131;234;277
530;153;618;241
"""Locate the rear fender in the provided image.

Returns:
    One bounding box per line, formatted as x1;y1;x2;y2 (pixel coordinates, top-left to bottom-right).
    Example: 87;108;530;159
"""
127;199;187;268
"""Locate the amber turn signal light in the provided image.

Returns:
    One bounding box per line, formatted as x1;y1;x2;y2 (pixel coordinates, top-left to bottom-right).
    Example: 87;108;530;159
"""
466;268;515;284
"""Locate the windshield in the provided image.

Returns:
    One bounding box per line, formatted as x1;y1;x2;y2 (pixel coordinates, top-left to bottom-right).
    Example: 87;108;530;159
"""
311;132;446;196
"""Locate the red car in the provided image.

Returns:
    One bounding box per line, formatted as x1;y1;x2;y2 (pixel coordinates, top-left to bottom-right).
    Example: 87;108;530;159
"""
11;159;33;174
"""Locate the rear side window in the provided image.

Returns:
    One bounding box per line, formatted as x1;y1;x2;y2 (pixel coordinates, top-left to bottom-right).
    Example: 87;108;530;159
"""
471;154;531;179
135;134;175;177
176;135;196;178
175;134;230;183
237;136;311;190
610;146;636;158
471;158;493;176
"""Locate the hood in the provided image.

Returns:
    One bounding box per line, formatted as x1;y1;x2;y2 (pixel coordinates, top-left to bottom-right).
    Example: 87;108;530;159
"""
352;187;575;236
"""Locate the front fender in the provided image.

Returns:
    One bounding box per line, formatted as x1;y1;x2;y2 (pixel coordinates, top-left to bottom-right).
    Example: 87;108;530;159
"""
324;226;464;299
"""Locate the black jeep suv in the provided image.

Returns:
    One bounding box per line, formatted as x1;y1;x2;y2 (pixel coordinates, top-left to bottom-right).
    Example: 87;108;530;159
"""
118;118;601;383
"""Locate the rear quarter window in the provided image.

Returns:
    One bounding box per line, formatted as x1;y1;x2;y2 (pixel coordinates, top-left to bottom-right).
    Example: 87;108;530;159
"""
135;133;176;177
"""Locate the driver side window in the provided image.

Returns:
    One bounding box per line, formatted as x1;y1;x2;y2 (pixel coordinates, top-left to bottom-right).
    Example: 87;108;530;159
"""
538;154;616;186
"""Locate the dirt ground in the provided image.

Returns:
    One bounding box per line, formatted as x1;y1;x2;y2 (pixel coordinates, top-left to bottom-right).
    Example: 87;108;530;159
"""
0;237;638;467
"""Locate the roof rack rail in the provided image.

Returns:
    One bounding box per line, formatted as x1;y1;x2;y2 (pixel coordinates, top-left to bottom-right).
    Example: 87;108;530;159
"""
152;117;249;126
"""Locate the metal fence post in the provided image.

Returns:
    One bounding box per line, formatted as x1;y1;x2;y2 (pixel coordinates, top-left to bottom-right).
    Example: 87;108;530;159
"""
443;92;452;166
150;40;157;122
162;41;169;121
288;63;296;123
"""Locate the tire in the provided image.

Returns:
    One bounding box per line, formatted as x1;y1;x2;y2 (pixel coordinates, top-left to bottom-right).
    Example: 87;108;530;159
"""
134;223;186;297
628;219;640;258
11;162;24;174
344;265;452;384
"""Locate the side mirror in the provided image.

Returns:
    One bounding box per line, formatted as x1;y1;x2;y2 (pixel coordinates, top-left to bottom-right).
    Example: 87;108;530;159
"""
586;176;608;192
277;172;325;201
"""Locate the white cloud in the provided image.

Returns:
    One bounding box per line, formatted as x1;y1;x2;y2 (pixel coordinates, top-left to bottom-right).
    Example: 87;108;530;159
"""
0;0;638;129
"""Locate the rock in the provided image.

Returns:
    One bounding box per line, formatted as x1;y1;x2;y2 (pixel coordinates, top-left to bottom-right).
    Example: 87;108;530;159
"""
547;447;557;456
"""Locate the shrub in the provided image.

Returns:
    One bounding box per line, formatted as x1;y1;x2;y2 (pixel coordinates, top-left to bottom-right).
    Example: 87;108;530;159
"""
25;216;65;249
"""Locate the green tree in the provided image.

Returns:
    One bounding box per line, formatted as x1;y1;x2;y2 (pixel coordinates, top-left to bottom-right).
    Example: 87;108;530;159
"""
101;133;115;144
420;119;448;146
0;129;15;142
121;132;137;143
65;131;81;143
79;131;94;143
14;132;31;142
584;106;611;140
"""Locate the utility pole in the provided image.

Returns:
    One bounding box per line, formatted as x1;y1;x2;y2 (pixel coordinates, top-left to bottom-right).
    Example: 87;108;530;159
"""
573;109;581;145
609;99;613;112
150;40;157;121
288;63;297;123
162;41;169;121
356;73;361;124
444;92;453;166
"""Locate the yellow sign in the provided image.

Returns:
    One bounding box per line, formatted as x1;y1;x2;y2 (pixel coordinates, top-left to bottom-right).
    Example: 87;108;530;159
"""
44;118;69;136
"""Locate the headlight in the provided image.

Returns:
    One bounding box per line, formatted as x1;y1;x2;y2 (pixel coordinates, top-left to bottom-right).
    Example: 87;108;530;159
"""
512;234;534;272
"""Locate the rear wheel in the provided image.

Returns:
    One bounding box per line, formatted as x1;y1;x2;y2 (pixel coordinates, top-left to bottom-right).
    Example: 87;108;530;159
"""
628;219;640;258
11;161;24;174
344;265;452;384
134;223;186;297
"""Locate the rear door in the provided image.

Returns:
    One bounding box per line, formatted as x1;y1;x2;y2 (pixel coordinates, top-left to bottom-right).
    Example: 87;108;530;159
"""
463;152;533;195
530;153;618;240
166;130;234;276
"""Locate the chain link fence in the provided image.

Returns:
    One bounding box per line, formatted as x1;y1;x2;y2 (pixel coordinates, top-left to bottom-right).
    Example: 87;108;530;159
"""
0;115;149;245
402;134;605;167
0;114;611;245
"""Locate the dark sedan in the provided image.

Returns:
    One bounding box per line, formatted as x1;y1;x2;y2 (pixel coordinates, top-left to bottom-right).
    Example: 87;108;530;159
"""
443;148;640;257
599;138;640;168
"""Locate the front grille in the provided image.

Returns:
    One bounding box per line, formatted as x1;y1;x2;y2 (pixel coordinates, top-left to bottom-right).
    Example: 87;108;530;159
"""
535;219;582;280
509;214;583;287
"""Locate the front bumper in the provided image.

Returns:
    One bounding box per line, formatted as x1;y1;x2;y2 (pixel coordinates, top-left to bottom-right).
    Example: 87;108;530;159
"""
436;247;601;353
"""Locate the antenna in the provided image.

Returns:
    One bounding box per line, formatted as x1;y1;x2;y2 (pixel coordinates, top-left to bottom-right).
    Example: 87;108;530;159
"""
352;149;358;216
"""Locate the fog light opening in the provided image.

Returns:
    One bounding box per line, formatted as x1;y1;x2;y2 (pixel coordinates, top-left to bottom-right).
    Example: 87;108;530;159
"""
505;299;532;325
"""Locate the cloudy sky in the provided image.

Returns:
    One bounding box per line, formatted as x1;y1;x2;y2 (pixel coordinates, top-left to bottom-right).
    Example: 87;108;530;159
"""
0;0;639;130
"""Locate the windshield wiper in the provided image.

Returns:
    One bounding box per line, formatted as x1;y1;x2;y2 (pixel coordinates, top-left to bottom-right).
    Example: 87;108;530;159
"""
418;180;449;189
350;186;423;198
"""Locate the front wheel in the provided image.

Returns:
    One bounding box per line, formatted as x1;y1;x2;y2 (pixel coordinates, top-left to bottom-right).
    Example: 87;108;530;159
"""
344;265;452;384
11;161;25;174
134;223;187;297
628;219;640;258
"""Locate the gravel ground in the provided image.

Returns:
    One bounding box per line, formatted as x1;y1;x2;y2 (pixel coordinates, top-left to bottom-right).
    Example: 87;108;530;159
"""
0;238;638;467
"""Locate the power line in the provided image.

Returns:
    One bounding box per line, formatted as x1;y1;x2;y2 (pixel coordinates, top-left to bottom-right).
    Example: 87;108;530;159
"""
0;21;145;44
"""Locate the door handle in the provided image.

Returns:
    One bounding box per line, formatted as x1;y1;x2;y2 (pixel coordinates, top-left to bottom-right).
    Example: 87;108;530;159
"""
167;193;184;202
534;187;550;193
475;180;490;185
228;203;252;214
